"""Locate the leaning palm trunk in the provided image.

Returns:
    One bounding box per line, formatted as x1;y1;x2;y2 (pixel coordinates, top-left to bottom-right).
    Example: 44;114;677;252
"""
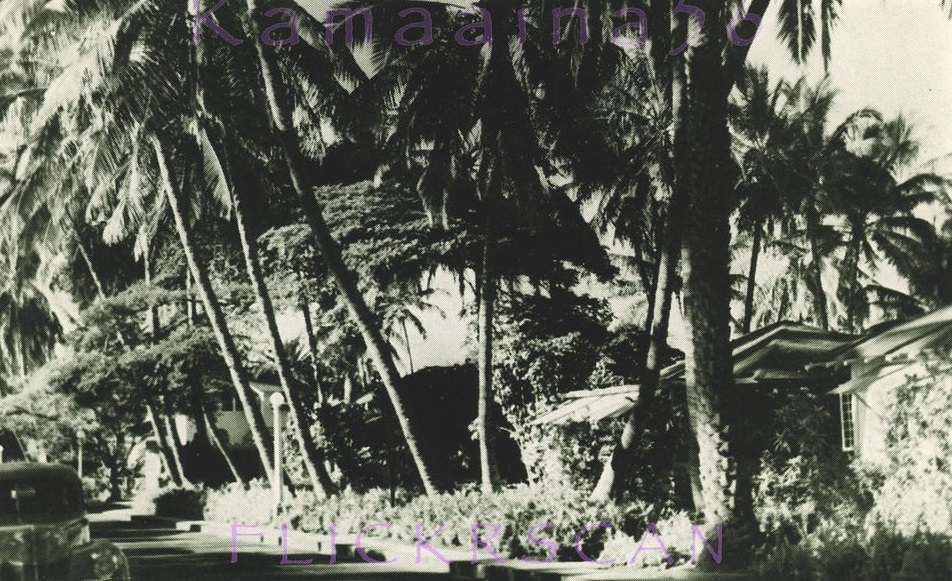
150;134;275;485
145;250;191;485
238;7;436;495
590;182;684;501
226;145;337;497
299;297;324;403
204;408;245;485
188;375;212;450
145;402;184;486
591;11;683;502
201;407;245;486
162;413;189;483
186;0;331;495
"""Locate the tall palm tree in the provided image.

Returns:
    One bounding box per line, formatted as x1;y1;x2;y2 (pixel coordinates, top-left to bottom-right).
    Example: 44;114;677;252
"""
346;0;615;493
665;0;951;537
186;24;338;494
828;115;948;331
729;65;799;334
237;0;440;495
643;0;840;533
585;7;686;501
2;0;280;483
150;131;277;484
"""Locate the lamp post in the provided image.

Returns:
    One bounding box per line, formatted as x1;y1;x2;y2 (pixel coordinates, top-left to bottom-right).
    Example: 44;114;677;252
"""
269;392;286;519
76;428;85;479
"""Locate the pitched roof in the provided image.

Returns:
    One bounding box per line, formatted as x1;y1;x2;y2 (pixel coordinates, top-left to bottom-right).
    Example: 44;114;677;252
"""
533;321;857;426
661;321;857;384
830;304;952;367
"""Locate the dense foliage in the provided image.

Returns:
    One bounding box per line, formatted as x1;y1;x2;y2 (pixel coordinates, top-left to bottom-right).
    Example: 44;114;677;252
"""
868;358;952;536
0;0;951;573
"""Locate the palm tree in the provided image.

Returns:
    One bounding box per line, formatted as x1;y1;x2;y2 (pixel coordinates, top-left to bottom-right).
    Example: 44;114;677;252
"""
585;12;686;501
186;26;338;494
1;0;281;483
150;132;277;483
828;115;948;332
345;0;616;494
666;0;951;536
218;136;337;495
237;0;440;495
729;66;800;334
379;286;446;375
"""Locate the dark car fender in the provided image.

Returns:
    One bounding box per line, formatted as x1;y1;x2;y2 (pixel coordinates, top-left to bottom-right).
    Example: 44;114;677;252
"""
66;539;131;581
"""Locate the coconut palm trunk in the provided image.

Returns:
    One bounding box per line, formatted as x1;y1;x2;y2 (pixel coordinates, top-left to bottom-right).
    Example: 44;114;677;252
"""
238;6;436;495
144;402;184;486
299;296;324;404
742;223;762;334
74;234;106;299
838;219;865;332
804;205;829;329
477;170;500;493
401;320;414;375
186;0;334;495
591;6;683;501
145;249;191;485
590;183;684;501
150;134;275;485
204;407;245;484
678;5;753;532
188;373;211;450
227;149;337;497
162;413;189;483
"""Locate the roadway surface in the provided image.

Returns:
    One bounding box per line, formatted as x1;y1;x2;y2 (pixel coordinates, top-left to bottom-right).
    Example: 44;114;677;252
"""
86;505;743;581
88;507;461;581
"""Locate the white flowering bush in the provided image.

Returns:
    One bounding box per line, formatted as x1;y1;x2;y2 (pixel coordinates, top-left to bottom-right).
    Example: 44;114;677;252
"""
870;359;952;536
204;479;275;526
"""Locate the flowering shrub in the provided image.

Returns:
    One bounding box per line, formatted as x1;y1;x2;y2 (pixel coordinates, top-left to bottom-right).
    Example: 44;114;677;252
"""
755;530;952;581
599;511;698;569
868;359;952;536
204;479;274;525
208;479;682;564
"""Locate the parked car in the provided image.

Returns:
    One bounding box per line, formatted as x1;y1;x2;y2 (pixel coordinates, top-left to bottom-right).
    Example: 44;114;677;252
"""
0;462;130;581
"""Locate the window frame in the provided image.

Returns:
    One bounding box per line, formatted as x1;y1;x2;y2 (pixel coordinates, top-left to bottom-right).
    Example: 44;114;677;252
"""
839;392;856;452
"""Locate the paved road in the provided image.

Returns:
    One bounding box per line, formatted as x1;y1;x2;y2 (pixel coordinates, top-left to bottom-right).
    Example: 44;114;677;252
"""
85;507;747;581
89;512;460;581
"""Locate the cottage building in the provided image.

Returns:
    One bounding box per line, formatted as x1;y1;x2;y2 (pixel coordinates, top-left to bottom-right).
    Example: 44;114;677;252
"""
828;305;952;465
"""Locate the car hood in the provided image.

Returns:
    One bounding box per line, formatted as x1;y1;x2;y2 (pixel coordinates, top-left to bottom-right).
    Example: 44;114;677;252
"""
0;517;90;565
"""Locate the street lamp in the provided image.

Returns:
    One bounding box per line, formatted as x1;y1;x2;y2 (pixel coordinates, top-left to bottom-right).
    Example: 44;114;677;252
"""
269;392;286;520
76;428;85;479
